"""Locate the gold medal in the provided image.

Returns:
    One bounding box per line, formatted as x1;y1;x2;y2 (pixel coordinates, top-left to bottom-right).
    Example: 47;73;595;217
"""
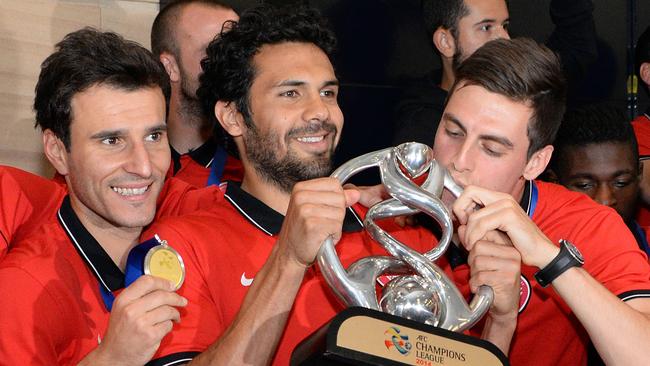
144;239;185;291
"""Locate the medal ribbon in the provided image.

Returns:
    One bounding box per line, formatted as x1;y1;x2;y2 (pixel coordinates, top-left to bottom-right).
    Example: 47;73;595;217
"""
99;236;162;311
207;145;228;186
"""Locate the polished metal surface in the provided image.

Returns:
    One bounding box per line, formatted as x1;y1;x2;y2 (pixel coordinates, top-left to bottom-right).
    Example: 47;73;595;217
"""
316;142;493;332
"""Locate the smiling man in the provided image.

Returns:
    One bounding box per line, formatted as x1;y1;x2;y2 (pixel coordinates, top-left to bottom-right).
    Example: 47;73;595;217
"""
141;5;520;365
0;29;221;365
436;38;650;365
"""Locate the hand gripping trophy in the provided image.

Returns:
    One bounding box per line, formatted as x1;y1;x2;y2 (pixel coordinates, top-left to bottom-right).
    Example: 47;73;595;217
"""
317;142;494;332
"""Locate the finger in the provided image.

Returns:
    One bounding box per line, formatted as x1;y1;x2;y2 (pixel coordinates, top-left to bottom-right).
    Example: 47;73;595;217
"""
116;275;176;305
294;177;344;193
343;188;361;207
482;230;512;246
142;304;182;326
452;186;509;224
463;200;517;248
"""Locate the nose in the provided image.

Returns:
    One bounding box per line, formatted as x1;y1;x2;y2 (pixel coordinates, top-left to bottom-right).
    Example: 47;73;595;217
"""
449;141;473;174
594;184;616;208
302;93;330;123
496;26;510;40
123;141;153;178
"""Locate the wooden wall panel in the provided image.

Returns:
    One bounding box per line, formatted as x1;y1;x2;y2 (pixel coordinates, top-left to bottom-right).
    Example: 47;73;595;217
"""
0;0;158;177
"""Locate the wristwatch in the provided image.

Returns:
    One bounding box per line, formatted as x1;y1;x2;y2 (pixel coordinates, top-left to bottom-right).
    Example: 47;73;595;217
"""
534;239;584;287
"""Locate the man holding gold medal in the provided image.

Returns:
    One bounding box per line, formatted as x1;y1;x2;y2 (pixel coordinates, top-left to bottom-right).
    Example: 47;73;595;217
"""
0;29;222;365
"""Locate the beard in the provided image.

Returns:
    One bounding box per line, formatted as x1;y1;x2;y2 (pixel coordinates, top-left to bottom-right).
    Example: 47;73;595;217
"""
242;118;338;194
451;42;466;73
178;64;206;126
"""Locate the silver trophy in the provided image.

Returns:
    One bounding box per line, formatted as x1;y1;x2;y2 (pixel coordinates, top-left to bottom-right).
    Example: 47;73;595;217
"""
317;142;493;332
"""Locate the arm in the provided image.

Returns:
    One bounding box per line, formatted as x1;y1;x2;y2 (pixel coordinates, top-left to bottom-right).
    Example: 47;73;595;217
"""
190;178;359;365
454;186;650;365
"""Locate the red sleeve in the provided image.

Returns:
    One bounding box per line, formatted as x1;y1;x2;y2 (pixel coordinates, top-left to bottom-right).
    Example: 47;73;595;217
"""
156;178;225;219
576;210;650;298
0;166;66;247
632;118;650;159
0;266;63;365
0;168;33;256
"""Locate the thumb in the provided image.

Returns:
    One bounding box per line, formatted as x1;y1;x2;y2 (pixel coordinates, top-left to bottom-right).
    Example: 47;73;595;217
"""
343;188;361;207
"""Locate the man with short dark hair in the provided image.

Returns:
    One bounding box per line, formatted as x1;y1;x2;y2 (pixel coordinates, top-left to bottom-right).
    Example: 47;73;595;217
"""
549;104;650;256
151;0;242;187
392;0;597;146
145;5;521;364
0;28;221;365
438;38;650;365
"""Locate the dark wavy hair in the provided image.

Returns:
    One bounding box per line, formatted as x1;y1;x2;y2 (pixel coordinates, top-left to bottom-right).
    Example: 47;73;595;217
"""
197;5;337;157
34;28;170;149
450;38;567;159
552;104;637;175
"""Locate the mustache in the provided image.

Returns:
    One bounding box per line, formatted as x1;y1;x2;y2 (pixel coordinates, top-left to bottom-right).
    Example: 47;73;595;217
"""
287;121;338;137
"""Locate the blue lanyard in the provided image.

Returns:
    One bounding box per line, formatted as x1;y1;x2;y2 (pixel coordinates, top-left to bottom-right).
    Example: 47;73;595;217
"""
99;236;161;311
207;146;228;187
528;181;539;218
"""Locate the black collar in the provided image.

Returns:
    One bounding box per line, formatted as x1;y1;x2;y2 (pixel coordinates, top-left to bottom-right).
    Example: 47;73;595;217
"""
57;195;124;292
170;137;217;174
222;181;364;236
645;106;650;120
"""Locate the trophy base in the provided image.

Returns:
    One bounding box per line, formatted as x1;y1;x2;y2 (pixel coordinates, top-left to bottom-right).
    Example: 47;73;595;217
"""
291;307;509;366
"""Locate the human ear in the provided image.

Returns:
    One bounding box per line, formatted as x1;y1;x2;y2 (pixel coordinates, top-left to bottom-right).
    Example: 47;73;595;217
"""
523;145;554;180
433;28;456;59
159;52;180;83
43;130;70;176
214;101;245;138
640;63;650;88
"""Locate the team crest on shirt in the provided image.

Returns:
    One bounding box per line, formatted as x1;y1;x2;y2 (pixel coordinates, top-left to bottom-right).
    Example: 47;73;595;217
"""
519;275;531;313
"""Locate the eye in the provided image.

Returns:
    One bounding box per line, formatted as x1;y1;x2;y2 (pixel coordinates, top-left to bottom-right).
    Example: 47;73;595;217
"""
321;89;337;98
445;128;463;138
101;136;120;145
570;181;594;191
503;21;510;31
145;131;163;142
480;24;492;32
280;90;298;98
613;179;632;189
483;147;503;158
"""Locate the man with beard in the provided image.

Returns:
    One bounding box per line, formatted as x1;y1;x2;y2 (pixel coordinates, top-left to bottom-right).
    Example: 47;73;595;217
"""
392;0;597;146
151;0;243;187
144;5;522;364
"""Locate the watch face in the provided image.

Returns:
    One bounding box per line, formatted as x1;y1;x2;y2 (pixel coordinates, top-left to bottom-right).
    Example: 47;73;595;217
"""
563;240;584;265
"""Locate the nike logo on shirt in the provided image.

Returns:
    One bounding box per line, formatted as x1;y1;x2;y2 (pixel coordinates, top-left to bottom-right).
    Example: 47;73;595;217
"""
241;272;254;287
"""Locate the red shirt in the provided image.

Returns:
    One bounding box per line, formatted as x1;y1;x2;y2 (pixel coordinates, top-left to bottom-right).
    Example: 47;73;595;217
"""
0;196;221;365
170;139;243;188
0;166;66;257
632;113;650;228
453;181;650;366
145;181;444;365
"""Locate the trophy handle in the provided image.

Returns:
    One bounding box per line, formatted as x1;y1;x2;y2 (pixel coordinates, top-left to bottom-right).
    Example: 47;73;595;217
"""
316;142;493;332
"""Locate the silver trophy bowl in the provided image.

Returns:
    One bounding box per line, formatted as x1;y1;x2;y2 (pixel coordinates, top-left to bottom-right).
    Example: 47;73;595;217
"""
317;142;493;332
